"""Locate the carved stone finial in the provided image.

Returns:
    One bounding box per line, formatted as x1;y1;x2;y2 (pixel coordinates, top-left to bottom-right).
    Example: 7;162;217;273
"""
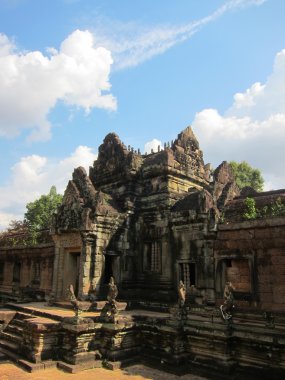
68;284;82;320
178;280;186;307
107;276;118;304
100;277;119;323
47;292;56;306
220;281;235;320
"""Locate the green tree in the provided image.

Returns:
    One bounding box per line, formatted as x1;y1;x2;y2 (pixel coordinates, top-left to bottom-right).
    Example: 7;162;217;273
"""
0;220;29;247
0;187;62;247
230;161;264;192
243;197;257;220
24;186;63;241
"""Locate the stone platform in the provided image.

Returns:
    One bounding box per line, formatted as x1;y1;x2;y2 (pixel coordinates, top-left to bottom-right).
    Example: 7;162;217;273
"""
1;302;285;379
0;302;169;373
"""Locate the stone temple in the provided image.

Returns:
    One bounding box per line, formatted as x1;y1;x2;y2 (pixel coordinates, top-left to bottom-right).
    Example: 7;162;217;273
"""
0;126;285;379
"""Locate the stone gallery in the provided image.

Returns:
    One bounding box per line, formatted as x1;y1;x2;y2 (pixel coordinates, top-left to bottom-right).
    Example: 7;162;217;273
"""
0;126;285;379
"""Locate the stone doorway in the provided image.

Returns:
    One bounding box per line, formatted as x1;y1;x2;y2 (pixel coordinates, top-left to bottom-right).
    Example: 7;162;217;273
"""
104;254;114;284
64;251;80;297
100;254;120;299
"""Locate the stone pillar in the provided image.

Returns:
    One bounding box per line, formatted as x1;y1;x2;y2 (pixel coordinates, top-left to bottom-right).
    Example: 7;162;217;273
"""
91;253;103;295
57;247;66;299
201;240;215;304
78;234;94;300
51;246;61;299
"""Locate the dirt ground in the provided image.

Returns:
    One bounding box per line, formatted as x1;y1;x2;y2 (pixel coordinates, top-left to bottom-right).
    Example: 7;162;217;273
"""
0;362;208;380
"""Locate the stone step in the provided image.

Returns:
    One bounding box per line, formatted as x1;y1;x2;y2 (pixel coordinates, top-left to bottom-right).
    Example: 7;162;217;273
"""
15;312;33;321
0;346;19;362
6;303;63;322
5;323;24;334
0;350;8;362
57;360;102;374
0;331;23;344
0;338;20;352
0;346;57;372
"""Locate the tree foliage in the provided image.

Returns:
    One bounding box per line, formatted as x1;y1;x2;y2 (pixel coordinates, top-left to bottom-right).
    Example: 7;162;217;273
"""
24;186;63;232
0;187;63;247
0;220;30;247
230;161;264;192
243;197;257;220
243;196;285;220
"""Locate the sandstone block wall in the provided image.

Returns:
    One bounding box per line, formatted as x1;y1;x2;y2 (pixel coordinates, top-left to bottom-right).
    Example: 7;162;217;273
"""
0;243;54;299
215;217;285;311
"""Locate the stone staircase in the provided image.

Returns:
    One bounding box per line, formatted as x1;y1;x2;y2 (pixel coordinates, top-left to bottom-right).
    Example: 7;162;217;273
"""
0;311;29;354
0;310;58;371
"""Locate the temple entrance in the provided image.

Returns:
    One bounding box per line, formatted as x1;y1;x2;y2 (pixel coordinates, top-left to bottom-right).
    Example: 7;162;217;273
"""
104;255;113;284
64;251;80;297
100;254;120;299
13;262;21;283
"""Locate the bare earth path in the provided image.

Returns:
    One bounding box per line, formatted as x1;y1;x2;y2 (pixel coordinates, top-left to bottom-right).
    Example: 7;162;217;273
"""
0;363;208;380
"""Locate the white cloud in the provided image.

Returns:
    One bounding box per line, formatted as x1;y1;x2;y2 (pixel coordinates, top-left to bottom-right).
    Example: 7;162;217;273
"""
0;1;267;140
0;212;21;228
144;138;162;154
0;33;14;56
0;146;97;230
0;29;116;141
192;48;285;190
91;0;266;70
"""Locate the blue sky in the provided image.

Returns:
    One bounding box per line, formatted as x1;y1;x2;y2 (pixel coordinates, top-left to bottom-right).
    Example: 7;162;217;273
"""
0;0;285;228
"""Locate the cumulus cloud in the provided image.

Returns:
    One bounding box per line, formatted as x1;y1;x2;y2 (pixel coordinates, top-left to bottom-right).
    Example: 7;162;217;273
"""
0;29;116;141
0;146;97;229
144;138;162;154
91;0;266;70
192;48;285;190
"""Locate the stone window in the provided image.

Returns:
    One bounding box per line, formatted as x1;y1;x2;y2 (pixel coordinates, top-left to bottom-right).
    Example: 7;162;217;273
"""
179;262;196;289
0;261;4;282
143;241;161;273
13;262;21;283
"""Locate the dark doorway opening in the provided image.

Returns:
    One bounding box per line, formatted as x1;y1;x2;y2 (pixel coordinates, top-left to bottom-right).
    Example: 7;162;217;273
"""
104;255;113;284
144;243;152;271
13;262;21;283
190;263;196;286
69;252;80;296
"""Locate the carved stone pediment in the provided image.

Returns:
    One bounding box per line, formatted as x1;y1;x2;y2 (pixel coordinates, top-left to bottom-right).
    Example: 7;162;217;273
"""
213;161;240;210
56;182;83;231
62;180;83;208
172;127;206;179
90;133;143;186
